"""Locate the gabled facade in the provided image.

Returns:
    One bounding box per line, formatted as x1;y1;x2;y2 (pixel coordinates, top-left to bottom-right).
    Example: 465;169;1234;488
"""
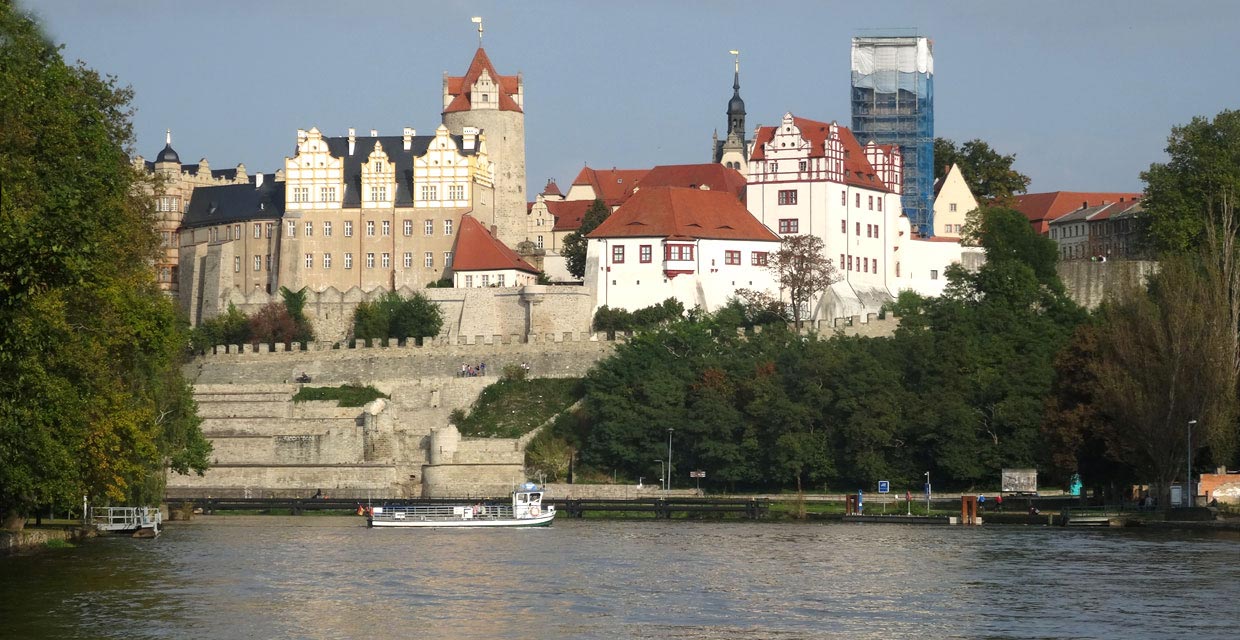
564;166;649;208
585;187;780;313
451;214;540;288
1048;199;1145;261
1014;191;1143;235
931;163;979;238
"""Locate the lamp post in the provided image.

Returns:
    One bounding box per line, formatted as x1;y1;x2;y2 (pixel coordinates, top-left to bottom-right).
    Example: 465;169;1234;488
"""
924;471;931;514
655;460;664;492
1187;420;1197;508
667;428;674;491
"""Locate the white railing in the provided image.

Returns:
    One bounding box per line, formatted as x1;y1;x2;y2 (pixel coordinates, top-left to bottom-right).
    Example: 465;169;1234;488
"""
370;504;521;523
90;506;161;532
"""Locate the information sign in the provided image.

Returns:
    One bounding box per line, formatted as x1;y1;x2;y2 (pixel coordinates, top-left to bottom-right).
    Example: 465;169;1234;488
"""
690;471;706;478
877;480;890;494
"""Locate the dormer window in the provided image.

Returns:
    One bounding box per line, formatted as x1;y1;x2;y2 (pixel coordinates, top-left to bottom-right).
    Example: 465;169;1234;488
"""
482;94;489;102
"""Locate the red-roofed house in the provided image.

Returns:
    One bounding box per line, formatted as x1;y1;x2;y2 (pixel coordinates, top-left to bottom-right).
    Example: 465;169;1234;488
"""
585;187;780;312
450;214;539;288
565;166;650;208
1014;191;1142;235
638;163;747;202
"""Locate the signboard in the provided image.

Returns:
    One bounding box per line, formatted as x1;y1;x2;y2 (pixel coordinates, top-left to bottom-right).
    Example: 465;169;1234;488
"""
690;471;706;478
1001;468;1038;494
877;480;890;494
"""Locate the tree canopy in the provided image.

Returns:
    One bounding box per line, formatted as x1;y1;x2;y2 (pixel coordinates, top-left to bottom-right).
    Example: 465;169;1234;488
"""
934;137;1031;205
765;234;837;328
561;199;609;279
0;6;209;527
352;291;444;344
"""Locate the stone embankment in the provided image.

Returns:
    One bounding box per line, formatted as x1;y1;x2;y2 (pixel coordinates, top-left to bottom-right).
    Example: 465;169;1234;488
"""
1;527;94;556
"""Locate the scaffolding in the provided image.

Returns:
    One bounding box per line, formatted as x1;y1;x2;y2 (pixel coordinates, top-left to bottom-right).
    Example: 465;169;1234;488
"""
850;34;935;236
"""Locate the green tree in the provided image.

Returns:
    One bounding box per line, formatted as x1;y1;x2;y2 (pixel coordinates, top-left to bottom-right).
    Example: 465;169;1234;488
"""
1141;110;1240;255
279;286;315;343
934;138;1031;205
765;234;838;328
561;199;609;279
0;7;209;528
352;291;443;344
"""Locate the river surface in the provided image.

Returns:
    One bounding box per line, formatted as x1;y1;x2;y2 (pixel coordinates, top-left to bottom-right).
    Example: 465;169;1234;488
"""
1;516;1237;639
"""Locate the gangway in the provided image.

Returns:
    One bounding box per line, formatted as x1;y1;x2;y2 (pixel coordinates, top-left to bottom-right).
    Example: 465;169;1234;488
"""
89;506;161;537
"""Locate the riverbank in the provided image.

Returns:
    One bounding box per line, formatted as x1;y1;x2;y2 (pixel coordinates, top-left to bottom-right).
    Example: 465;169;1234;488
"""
0;525;95;556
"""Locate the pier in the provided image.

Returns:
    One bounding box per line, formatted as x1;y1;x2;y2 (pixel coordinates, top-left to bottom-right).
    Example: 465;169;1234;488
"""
90;506;161;537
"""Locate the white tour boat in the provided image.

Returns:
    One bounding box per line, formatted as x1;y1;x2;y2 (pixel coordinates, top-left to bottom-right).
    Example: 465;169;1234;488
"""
366;483;556;528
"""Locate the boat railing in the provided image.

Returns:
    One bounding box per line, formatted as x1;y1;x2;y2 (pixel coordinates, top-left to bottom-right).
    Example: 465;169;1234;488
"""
90;506;161;532
370;504;518;522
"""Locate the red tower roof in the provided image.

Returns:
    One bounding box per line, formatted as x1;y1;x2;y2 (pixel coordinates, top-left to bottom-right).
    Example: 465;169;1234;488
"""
443;48;522;114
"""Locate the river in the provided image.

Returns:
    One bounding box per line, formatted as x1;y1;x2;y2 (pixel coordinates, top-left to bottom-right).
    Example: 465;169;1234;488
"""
1;517;1237;639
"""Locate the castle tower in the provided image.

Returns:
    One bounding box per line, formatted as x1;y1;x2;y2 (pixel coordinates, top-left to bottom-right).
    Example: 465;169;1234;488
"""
442;46;526;247
712;50;750;178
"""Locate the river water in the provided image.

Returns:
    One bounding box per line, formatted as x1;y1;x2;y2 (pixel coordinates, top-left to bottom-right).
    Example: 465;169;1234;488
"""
1;517;1237;639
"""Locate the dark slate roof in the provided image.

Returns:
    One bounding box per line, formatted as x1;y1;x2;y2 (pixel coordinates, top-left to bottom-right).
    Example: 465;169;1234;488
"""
156;143;180;164
319;134;480;207
180;164;240;181
182;175;285;229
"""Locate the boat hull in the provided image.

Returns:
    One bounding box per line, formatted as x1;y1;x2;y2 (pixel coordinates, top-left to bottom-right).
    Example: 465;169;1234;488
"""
368;513;555;528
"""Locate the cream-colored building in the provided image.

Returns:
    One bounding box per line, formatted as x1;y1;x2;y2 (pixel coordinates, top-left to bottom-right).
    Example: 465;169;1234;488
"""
930;163;978;239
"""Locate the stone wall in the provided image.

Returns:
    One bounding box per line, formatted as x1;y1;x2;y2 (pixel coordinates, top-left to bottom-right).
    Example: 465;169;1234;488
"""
1056;259;1157;309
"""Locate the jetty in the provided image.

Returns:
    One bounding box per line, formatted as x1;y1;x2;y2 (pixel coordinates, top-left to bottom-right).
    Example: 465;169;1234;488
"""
90;506;161;537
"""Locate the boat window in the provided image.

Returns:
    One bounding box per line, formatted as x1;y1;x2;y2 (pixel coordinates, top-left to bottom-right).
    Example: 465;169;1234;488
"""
530;493;541;502
515;494;527;504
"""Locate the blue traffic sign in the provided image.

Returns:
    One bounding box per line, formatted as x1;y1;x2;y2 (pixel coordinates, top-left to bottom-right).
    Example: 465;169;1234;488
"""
878;480;890;494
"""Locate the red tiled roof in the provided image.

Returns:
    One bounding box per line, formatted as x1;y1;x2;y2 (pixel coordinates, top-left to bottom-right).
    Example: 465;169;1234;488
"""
542;179;562;197
571;166;650;207
587;187;779;242
443;48;522;114
545;200;595;232
638;163;747;201
749;116;892;192
451;214;539;274
1014;191;1143;232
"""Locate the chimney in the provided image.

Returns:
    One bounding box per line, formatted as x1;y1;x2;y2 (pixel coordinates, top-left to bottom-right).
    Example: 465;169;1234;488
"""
403;127;414;150
1082;201;1088;209
255;173;264;188
348;128;356;155
370;129;378;137
462;126;478;150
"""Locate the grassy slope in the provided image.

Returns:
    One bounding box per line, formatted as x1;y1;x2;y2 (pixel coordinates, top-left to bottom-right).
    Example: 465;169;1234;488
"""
291;385;388;407
455;378;583;438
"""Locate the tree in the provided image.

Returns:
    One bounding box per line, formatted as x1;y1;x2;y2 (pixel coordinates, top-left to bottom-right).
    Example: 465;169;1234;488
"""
561;199;609;279
765;234;838;328
1141;110;1240;255
0;7;209;528
279;286;315;343
934;138;1031;205
248;302;299;345
352;291;443;343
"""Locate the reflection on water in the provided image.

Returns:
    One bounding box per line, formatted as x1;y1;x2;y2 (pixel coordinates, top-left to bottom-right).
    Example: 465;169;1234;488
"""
2;516;1237;639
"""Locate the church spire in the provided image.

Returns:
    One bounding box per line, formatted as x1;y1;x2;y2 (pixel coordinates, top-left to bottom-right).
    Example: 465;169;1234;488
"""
726;50;745;139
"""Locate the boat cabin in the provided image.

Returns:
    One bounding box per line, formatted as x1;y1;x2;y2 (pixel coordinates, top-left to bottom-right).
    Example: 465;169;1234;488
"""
513;483;546;518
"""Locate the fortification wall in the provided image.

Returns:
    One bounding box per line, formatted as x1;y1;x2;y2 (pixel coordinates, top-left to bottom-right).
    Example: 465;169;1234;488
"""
1057;259;1157;309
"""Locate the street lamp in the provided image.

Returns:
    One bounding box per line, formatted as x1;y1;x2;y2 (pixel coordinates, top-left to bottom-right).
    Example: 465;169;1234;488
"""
667;428;674;491
655;460;664;491
924;471;931;514
1187;420;1198;508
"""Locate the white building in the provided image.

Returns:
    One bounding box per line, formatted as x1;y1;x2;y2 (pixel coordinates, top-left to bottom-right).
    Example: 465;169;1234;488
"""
585;187;780;313
931;163;978;239
451;214;540;289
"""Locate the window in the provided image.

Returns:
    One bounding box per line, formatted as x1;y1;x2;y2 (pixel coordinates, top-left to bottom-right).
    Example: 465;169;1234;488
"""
841;254;845;268
234;224;241;240
866;224;872;238
868;196;874;210
366;253;375;268
778;219;799;234
382;253;391;268
856;193;861;207
293;187;309;203
449;184;465;200
931;270;939;280
344;253;353;269
465;275;473;288
404;252;413;268
370;185;387;202
304;253;313;269
265;223;273;238
778;189;798;205
404;220;412;236
304;222;313;237
419;185;437;201
872;258;877;274
841;191;846;206
234;256;241;273
497;274;505;287
856;222;862;236
847;255;853;271
320;186;336;202
537;235;544;249
950;203;958;212
481;274;490;287
265;254;271;271
798;160;807;172
841;220;846;234
444;219;453;235
768;161;777;172
877;199;882;212
640;245;652;263
665;244;694;261
323;253;332;269
253;256;261;271
424;252;434;268
444;252;453;268
287;221;296;237
253;224;261;239
323;221;332;237
863;257;868;272
751;251;768;266
724;250;741;265
612;245;625;264
374;161;384;172
425;220;434;235
344;221;353;237
382;220;390;236
366;221;375;237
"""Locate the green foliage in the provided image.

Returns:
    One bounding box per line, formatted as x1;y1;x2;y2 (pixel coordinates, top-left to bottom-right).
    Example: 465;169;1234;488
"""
934;137;1031;205
1141;109;1240;255
291;385;389;407
562;199;609;279
425;278;453;288
278;286;314;342
189;304;251;352
352;291;443;343
454;378;583;439
766;234;837;327
0;7;209;521
592;298;685;336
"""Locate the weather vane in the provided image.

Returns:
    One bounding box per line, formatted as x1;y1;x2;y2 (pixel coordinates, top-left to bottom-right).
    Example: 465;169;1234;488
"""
730;49;740;73
471;16;483;46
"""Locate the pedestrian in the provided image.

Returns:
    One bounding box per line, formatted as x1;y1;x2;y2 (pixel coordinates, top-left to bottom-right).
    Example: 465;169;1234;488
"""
480;362;486;375
996;494;1004;511
460;363;467;377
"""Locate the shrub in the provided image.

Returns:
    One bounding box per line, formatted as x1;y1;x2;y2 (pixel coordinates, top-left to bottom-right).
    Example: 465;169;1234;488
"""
292;385;388;407
352;291;444;343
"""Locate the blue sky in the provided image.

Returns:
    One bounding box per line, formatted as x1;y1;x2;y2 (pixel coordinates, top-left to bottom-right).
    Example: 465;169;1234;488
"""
26;0;1240;195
